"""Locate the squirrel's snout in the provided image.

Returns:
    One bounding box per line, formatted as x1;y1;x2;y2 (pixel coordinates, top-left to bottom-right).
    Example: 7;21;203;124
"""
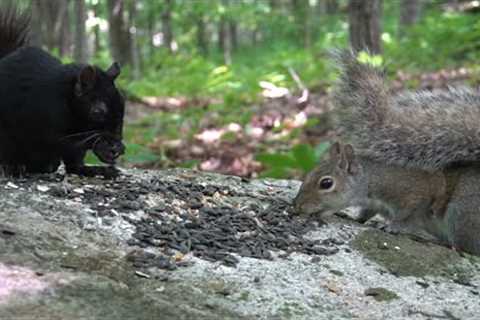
292;194;308;215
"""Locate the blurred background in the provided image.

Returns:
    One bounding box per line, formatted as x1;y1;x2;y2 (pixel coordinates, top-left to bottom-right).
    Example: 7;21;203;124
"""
22;0;480;179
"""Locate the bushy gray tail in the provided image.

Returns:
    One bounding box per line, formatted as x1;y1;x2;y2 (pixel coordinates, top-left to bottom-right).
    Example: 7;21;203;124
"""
0;3;30;60
333;50;480;170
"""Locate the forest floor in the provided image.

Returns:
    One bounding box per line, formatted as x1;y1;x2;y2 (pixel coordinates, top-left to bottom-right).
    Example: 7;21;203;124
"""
122;65;478;179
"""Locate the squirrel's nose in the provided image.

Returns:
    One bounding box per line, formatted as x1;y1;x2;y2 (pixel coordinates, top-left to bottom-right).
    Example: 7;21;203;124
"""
292;195;303;215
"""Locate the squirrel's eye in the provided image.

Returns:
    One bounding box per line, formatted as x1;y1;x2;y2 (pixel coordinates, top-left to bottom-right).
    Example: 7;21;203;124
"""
319;177;334;190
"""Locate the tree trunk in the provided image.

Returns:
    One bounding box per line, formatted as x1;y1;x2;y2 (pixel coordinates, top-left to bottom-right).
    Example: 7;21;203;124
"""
93;2;102;54
40;0;69;54
229;20;237;51
147;10;156;57
218;16;231;64
218;17;225;51
73;0;88;63
128;0;141;80
196;16;208;56
161;0;173;52
223;22;232;65
318;0;339;15
58;0;71;57
30;0;44;48
326;0;338;14
400;0;421;30
251;28;259;45
42;1;57;52
291;0;311;48
107;0;132;65
269;0;279;11
348;0;383;54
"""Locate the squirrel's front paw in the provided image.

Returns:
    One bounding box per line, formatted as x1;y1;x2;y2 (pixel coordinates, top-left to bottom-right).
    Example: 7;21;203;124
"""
66;165;121;179
100;166;121;179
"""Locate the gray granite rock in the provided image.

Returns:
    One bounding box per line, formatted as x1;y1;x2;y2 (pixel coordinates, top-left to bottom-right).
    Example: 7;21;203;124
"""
0;168;478;320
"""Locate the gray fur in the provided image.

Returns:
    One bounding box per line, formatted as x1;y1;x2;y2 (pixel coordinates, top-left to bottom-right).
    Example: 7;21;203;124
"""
333;50;480;170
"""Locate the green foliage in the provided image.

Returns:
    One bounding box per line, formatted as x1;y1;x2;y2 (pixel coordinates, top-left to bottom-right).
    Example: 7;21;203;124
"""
357;51;383;67
118;41;331;104
121;143;161;165
76;1;480;178
385;10;480;70
257;142;330;179
84;142;160;166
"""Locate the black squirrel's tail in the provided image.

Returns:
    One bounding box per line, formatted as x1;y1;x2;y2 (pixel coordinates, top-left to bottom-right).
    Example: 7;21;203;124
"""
333;50;480;170
0;3;30;60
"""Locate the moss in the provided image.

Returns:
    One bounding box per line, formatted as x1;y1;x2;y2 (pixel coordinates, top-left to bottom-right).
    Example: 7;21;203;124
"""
351;229;476;280
60;252;131;283
329;269;344;276
364;287;399;302
277;302;306;319
238;291;250;301
0;276;245;320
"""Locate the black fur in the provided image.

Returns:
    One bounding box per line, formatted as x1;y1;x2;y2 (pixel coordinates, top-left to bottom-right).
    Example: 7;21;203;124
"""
0;5;125;177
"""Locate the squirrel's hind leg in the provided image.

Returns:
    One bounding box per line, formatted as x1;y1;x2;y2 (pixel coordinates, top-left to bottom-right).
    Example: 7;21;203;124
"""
445;201;480;256
382;209;446;245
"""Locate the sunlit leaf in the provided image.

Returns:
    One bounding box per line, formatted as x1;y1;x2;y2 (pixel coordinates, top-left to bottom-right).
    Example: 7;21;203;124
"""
292;144;317;172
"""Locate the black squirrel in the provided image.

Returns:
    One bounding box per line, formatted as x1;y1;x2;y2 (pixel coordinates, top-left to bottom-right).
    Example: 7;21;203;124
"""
294;50;480;255
0;5;125;178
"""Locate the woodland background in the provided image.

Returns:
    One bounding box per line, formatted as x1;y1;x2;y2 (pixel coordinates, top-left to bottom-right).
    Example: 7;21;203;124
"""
22;0;480;178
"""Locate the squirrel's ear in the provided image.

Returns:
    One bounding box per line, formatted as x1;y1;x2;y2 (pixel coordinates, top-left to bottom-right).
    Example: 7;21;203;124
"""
330;142;353;173
106;62;121;80
75;66;96;96
343;144;360;175
329;142;342;163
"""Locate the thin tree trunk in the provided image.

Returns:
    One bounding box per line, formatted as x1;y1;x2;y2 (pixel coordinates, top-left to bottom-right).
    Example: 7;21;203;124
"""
161;0;173;52
218;17;225;51
74;0;88;63
196;16;208;56
326;0;338;14
251;28;259;45
291;0;311;48
93;2;102;54
147;10;156;57
128;0;141;80
303;4;311;48
55;0;69;56
107;0;132;65
229;20;237;51
348;0;383;54
59;0;71;57
223;22;232;65
269;0;277;11
30;0;44;48
41;0;67;53
400;0;421;30
43;1;56;51
219;0;232;64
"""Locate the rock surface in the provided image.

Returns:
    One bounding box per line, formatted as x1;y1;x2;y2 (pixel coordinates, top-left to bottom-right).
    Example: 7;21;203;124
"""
0;168;478;320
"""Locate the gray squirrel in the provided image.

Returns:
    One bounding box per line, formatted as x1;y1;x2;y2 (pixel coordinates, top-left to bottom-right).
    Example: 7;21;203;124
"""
294;51;480;255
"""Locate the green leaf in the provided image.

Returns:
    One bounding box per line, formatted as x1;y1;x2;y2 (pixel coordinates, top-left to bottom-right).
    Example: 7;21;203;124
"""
291;144;317;172
256;153;297;168
122;143;160;164
259;167;289;179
